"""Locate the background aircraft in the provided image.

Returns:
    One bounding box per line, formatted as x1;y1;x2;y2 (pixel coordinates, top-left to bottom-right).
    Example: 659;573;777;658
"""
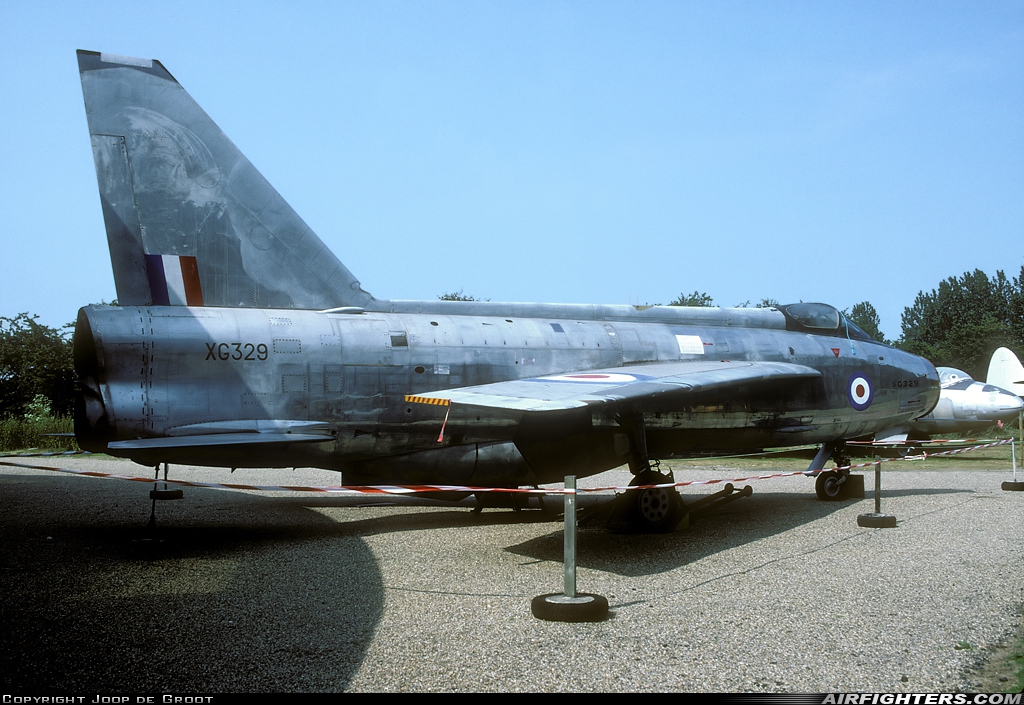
73;50;941;529
903;367;1023;437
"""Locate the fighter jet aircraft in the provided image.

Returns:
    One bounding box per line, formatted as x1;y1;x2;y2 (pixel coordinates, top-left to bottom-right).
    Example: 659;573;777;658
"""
903;367;1023;436
72;50;941;529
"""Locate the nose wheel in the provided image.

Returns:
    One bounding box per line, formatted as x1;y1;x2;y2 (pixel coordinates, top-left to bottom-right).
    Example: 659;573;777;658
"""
815;470;846;501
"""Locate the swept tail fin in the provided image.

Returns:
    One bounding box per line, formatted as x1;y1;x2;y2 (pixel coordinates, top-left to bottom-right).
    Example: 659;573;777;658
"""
77;50;373;310
987;347;1024;397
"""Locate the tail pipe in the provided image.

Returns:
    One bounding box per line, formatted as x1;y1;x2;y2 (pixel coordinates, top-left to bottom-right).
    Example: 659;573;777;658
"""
73;307;114;452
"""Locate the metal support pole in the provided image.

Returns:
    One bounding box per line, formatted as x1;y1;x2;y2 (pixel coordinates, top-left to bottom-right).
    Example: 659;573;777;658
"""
530;475;608;621
1004;439;1024;491
563;475;577;599
858;455;896;527
874;457;882;515
147;465;159;529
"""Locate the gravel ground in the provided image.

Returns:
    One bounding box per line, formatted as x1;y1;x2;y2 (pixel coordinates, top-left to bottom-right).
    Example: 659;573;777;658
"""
1;454;1022;693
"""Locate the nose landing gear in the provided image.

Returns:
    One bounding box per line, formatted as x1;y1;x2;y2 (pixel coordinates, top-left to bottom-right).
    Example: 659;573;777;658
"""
808;442;861;501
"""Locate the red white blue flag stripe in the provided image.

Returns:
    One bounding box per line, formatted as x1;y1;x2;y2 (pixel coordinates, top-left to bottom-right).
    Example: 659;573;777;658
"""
145;254;204;306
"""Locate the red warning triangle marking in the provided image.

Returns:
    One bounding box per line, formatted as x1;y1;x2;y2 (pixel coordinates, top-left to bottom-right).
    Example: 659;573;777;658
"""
831;348;841;358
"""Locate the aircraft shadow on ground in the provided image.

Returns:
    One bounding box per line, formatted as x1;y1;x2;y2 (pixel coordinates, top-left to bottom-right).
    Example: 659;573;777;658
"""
0;471;979;691
502;484;971;578
0;473;384;693
879;487;977;498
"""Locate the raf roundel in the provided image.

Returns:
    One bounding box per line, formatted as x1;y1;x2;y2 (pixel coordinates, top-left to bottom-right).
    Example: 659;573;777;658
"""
847;372;874;411
541;373;640;384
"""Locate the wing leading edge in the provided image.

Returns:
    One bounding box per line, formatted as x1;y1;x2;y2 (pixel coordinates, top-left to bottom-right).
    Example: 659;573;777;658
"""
405;360;822;413
107;433;332;450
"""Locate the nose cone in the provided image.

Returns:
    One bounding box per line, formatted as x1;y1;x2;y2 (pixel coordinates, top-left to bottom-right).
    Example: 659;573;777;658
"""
918;359;942;418
992;387;1024;418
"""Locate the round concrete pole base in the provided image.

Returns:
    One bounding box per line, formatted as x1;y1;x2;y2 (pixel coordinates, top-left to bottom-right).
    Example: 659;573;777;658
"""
531;593;609;622
857;512;897;528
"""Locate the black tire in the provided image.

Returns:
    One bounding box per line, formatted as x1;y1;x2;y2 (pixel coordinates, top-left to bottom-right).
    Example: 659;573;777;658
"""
531;593;609;622
815;471;844;501
1001;481;1024;492
628;470;685;532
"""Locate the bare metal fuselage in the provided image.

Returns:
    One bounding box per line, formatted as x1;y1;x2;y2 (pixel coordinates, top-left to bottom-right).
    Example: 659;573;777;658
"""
75;300;938;486
70;51;942;490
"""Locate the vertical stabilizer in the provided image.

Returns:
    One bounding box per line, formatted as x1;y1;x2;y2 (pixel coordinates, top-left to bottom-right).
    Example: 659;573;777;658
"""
987;347;1024;397
77;50;374;310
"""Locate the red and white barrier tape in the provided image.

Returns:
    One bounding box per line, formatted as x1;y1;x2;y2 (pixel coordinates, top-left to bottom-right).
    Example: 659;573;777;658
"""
845;438;1002;446
0;449;92;457
825;438;1014;474
0;438;1014;496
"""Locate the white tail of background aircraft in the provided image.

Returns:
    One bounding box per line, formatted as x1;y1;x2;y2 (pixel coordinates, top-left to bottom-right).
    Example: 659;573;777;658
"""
987;347;1024;398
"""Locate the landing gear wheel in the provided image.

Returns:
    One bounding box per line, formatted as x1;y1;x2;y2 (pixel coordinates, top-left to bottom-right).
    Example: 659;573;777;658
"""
815;470;845;501
531;593;609;622
629;470;685;532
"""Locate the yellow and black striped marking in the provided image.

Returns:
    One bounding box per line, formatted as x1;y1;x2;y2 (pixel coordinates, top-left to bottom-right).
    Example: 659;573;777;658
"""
405;394;451;406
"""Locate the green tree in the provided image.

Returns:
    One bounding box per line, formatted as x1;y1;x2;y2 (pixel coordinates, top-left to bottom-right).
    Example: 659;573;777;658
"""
438;290;483;302
898;267;1024;378
668;291;715;307
845;301;887;343
0;313;75;418
737;298;779;308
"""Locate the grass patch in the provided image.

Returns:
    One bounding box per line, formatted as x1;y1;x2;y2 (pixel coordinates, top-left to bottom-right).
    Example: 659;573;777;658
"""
971;625;1024;693
663;442;1021;473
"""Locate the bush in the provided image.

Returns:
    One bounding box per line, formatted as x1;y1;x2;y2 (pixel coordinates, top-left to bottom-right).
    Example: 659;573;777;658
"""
0;415;77;453
0;313;74;419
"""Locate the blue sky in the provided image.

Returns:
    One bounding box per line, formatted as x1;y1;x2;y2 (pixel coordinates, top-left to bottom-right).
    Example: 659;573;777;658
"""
1;1;1021;340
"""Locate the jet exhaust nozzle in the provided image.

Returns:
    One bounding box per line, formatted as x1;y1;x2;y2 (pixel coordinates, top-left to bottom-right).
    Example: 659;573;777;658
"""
73;308;115;452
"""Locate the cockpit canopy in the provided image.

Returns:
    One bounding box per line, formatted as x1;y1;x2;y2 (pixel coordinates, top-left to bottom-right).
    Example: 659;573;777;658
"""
938;367;973;386
936;367;997;391
778;302;880;343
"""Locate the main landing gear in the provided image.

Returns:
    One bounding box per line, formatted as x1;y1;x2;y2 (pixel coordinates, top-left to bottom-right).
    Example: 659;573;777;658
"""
625;466;687;533
608;411;688;533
